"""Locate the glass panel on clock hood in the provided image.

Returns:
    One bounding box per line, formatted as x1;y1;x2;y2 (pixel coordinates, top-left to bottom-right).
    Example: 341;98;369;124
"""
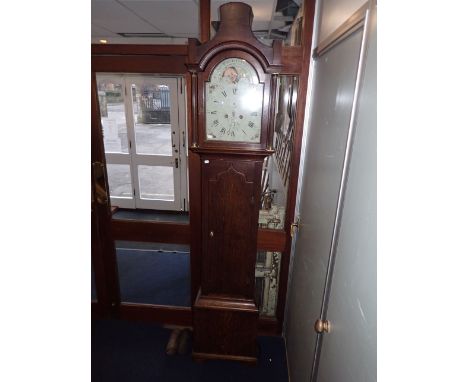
259;75;298;230
205;58;264;143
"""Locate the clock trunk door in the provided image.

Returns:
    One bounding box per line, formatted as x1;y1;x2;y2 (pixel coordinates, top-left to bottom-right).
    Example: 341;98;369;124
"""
201;156;263;299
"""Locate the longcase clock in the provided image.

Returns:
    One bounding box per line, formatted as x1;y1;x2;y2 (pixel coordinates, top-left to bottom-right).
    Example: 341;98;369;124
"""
187;2;283;363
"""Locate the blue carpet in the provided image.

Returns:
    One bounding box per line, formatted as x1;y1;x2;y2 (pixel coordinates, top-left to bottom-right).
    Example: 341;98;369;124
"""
92;319;289;382
116;249;191;307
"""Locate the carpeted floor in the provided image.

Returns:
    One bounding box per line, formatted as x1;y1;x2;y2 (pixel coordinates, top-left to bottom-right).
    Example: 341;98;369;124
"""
92;319;289;382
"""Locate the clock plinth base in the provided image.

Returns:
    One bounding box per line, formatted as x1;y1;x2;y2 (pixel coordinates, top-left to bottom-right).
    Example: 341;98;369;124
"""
193;292;259;363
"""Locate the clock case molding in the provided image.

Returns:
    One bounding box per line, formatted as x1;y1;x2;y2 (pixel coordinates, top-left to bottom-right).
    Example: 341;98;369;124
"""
186;2;285;363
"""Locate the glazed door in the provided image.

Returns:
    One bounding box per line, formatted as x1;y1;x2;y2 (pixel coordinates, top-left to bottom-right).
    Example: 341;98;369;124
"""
201;157;263;298
96;74;187;211
126;76;183;210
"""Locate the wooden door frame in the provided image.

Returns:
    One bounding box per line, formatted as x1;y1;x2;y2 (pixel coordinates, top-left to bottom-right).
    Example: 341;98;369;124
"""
91;73;121;318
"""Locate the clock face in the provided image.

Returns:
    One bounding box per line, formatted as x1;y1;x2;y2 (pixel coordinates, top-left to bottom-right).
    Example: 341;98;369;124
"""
205;58;264;143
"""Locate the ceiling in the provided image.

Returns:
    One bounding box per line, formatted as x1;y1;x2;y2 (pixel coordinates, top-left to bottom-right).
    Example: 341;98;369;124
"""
91;0;302;45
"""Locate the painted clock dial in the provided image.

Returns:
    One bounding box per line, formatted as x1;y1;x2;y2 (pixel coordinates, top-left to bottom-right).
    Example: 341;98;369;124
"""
205;58;264;143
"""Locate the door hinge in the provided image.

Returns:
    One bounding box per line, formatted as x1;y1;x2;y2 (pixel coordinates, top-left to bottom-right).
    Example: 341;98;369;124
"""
290;219;300;238
133;188;136;196
175;158;179;168
129;140;132;149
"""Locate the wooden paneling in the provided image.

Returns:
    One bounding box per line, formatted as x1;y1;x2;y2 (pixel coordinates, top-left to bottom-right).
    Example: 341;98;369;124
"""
280;46;304;74
93;301;280;335
258;316;281;335
199;0;211;43
257;229;287;252
111;219;190;244
119;303;192;326
91;44;188;56
91;73;121;316
201;157;263;298
110;218;284;251
92;55;187;74
193;296;258;362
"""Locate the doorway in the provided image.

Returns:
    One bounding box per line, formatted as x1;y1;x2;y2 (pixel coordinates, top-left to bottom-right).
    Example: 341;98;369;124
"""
96;74;188;211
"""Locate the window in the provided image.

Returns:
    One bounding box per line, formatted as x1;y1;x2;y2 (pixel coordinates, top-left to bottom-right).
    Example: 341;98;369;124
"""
96;74;188;211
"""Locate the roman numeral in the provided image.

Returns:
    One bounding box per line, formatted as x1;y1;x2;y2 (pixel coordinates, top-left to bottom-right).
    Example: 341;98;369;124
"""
220;127;226;135
210;111;217;114
221;90;227;97
250;112;258;117
213;120;219;126
233;88;237;95
248;121;254;128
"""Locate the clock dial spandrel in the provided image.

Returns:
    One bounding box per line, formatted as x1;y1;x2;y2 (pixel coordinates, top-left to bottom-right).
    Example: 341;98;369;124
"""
205;58;264;143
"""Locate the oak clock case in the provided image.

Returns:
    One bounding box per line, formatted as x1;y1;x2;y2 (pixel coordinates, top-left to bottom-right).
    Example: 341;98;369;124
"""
198;50;272;151
188;2;282;364
192;52;271;363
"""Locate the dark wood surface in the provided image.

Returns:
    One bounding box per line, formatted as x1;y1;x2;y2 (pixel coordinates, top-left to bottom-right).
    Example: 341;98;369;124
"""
119;303;192;326
91;44;188;56
280;46;304;74
91;73;121;317
93;300;280;335
201;156;263;298
257;229;287;252
258;316;281;335
111;219;190;244
108;217;285;251
199;0;211;43
92;55;187;74
188;3;280;362
194;299;258;361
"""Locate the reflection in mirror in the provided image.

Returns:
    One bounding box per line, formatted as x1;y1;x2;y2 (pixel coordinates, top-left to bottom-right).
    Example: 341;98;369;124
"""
284;3;304;47
259;75;298;230
131;82;173;156
255;251;281;317
96;75;129;154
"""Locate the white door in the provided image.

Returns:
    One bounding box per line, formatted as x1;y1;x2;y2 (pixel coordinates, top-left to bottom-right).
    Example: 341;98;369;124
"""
315;7;376;382
96;74;188;211
284;2;376;381
126;76;183;210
